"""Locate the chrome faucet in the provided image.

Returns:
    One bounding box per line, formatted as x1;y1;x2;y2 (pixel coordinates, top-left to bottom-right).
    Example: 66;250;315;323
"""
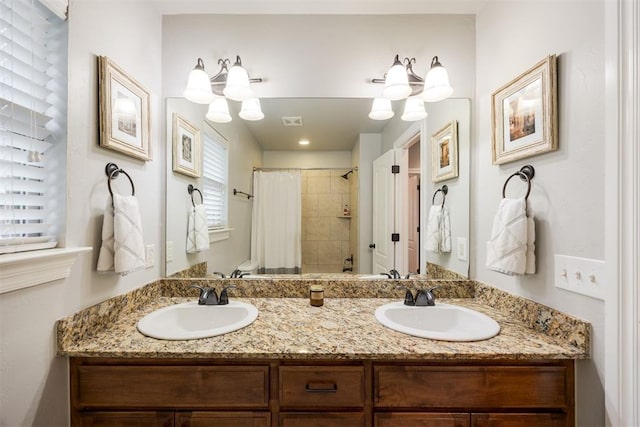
190;284;236;305
397;285;440;306
211;271;226;278
389;269;402;279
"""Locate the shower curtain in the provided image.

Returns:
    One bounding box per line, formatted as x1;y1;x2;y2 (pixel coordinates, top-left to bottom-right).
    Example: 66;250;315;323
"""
251;170;302;274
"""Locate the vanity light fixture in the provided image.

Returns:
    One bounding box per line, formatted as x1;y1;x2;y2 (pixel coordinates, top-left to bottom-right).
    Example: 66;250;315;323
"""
298;139;310;146
369;55;453;121
184;56;264;123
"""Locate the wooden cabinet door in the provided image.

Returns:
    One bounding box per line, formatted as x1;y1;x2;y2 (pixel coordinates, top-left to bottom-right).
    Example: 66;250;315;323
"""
471;413;567;427
76;411;174;427
375;412;470;427
175;411;270;427
279;412;365;427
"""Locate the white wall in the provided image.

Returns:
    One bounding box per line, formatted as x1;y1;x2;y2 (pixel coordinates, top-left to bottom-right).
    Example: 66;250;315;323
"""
263;151;352;169
161;14;476;100
473;2;605;425
0;2;164;426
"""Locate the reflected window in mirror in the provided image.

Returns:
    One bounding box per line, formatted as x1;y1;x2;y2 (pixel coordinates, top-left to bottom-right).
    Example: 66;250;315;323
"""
203;124;229;231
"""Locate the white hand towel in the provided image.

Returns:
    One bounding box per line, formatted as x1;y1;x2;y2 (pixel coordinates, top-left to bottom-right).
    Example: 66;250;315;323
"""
486;197;536;276
186;204;210;253
97;197;115;273
440;206;451;253
97;194;145;276
425;205;443;253
425;205;451;253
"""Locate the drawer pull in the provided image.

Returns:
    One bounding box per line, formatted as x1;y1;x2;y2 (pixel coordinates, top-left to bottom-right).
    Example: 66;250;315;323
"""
305;382;338;393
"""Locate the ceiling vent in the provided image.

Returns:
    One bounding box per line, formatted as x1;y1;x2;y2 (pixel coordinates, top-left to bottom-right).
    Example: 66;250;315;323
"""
281;116;303;126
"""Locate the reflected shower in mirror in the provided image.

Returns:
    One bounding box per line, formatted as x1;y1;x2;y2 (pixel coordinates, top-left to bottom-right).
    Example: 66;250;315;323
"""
165;97;470;279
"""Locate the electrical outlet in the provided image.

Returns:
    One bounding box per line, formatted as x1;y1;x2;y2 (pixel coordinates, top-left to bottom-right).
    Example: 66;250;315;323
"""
145;244;155;268
457;237;468;261
554;254;605;300
166;241;173;262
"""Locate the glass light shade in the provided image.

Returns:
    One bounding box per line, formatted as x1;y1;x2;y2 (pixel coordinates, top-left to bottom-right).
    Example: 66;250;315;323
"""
423;64;454;102
223;63;253;101
206;97;232;123
183;61;214;104
239;98;264;121
401;96;428;121
383;58;411;101
368;98;394;120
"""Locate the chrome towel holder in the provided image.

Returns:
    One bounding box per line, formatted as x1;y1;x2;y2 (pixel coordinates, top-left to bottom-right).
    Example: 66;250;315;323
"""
105;162;134;197
502;164;535;200
187;184;203;207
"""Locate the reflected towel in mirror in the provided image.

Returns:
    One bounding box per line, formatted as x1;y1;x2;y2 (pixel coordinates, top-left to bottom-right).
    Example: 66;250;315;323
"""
425;205;451;254
187;204;210;253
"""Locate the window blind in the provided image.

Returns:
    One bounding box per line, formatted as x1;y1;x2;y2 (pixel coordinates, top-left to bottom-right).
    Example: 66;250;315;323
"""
0;0;67;254
202;125;228;230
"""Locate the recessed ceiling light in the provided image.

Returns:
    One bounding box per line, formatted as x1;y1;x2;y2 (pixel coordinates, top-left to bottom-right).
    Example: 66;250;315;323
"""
298;139;310;145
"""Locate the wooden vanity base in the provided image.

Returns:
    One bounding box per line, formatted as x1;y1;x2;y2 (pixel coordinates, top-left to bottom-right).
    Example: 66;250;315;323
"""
69;358;574;427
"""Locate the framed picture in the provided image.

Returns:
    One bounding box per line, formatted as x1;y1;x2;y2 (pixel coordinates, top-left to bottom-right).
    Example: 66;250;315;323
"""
491;55;558;165
172;113;201;178
431;120;459;183
98;56;151;161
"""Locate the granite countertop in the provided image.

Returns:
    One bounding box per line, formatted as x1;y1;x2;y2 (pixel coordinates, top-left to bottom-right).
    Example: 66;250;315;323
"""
57;291;589;360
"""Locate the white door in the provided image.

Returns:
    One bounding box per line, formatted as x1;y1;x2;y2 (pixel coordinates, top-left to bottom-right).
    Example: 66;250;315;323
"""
372;149;408;274
372;150;395;274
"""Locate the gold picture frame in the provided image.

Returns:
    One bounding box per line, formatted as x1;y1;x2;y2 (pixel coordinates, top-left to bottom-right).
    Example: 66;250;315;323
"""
491;54;558;165
98;56;151;161
431;120;459;183
172;113;201;178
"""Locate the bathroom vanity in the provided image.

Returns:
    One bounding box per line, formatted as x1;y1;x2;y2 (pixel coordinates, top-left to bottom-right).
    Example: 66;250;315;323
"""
58;279;589;427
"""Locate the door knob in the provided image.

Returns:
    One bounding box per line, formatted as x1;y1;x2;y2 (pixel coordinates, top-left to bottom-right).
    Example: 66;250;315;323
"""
369;243;376;249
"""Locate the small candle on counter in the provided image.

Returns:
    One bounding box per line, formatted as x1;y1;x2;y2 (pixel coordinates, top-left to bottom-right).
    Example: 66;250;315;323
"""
309;285;324;307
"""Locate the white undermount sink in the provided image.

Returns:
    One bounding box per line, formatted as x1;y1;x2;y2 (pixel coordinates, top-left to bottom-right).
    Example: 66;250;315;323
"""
136;301;258;340
375;301;500;342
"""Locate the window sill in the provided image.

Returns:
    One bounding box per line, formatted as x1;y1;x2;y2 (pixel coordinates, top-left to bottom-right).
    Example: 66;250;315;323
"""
209;228;235;243
0;247;92;294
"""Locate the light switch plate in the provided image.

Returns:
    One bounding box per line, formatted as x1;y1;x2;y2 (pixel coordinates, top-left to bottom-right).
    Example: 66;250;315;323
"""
145;244;155;268
554;254;605;300
457;237;468;261
166;241;173;262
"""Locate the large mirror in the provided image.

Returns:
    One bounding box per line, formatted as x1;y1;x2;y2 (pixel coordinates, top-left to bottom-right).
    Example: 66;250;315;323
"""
165;97;470;278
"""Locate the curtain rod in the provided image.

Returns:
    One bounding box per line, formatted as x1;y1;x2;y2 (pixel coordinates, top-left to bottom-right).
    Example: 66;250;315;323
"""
253;166;358;172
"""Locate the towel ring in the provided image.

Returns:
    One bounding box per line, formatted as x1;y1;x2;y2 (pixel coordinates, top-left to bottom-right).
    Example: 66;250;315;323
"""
187;184;203;207
432;185;448;206
502;165;535;200
105;162;135;197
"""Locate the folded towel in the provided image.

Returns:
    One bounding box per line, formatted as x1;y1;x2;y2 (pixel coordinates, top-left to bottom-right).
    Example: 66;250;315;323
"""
186;204;209;253
97;194;145;276
425;205;451;253
486;197;536;275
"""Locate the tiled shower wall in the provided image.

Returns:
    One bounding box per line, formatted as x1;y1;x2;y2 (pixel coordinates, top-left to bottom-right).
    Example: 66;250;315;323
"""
301;169;353;273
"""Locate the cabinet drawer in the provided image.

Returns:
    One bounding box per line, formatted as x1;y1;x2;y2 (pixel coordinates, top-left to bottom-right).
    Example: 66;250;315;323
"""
279;366;365;408
76;411;174;427
471;413;567;427
279;412;365;427
375;412;470;427
75;365;269;409
374;365;569;409
175;411;270;427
